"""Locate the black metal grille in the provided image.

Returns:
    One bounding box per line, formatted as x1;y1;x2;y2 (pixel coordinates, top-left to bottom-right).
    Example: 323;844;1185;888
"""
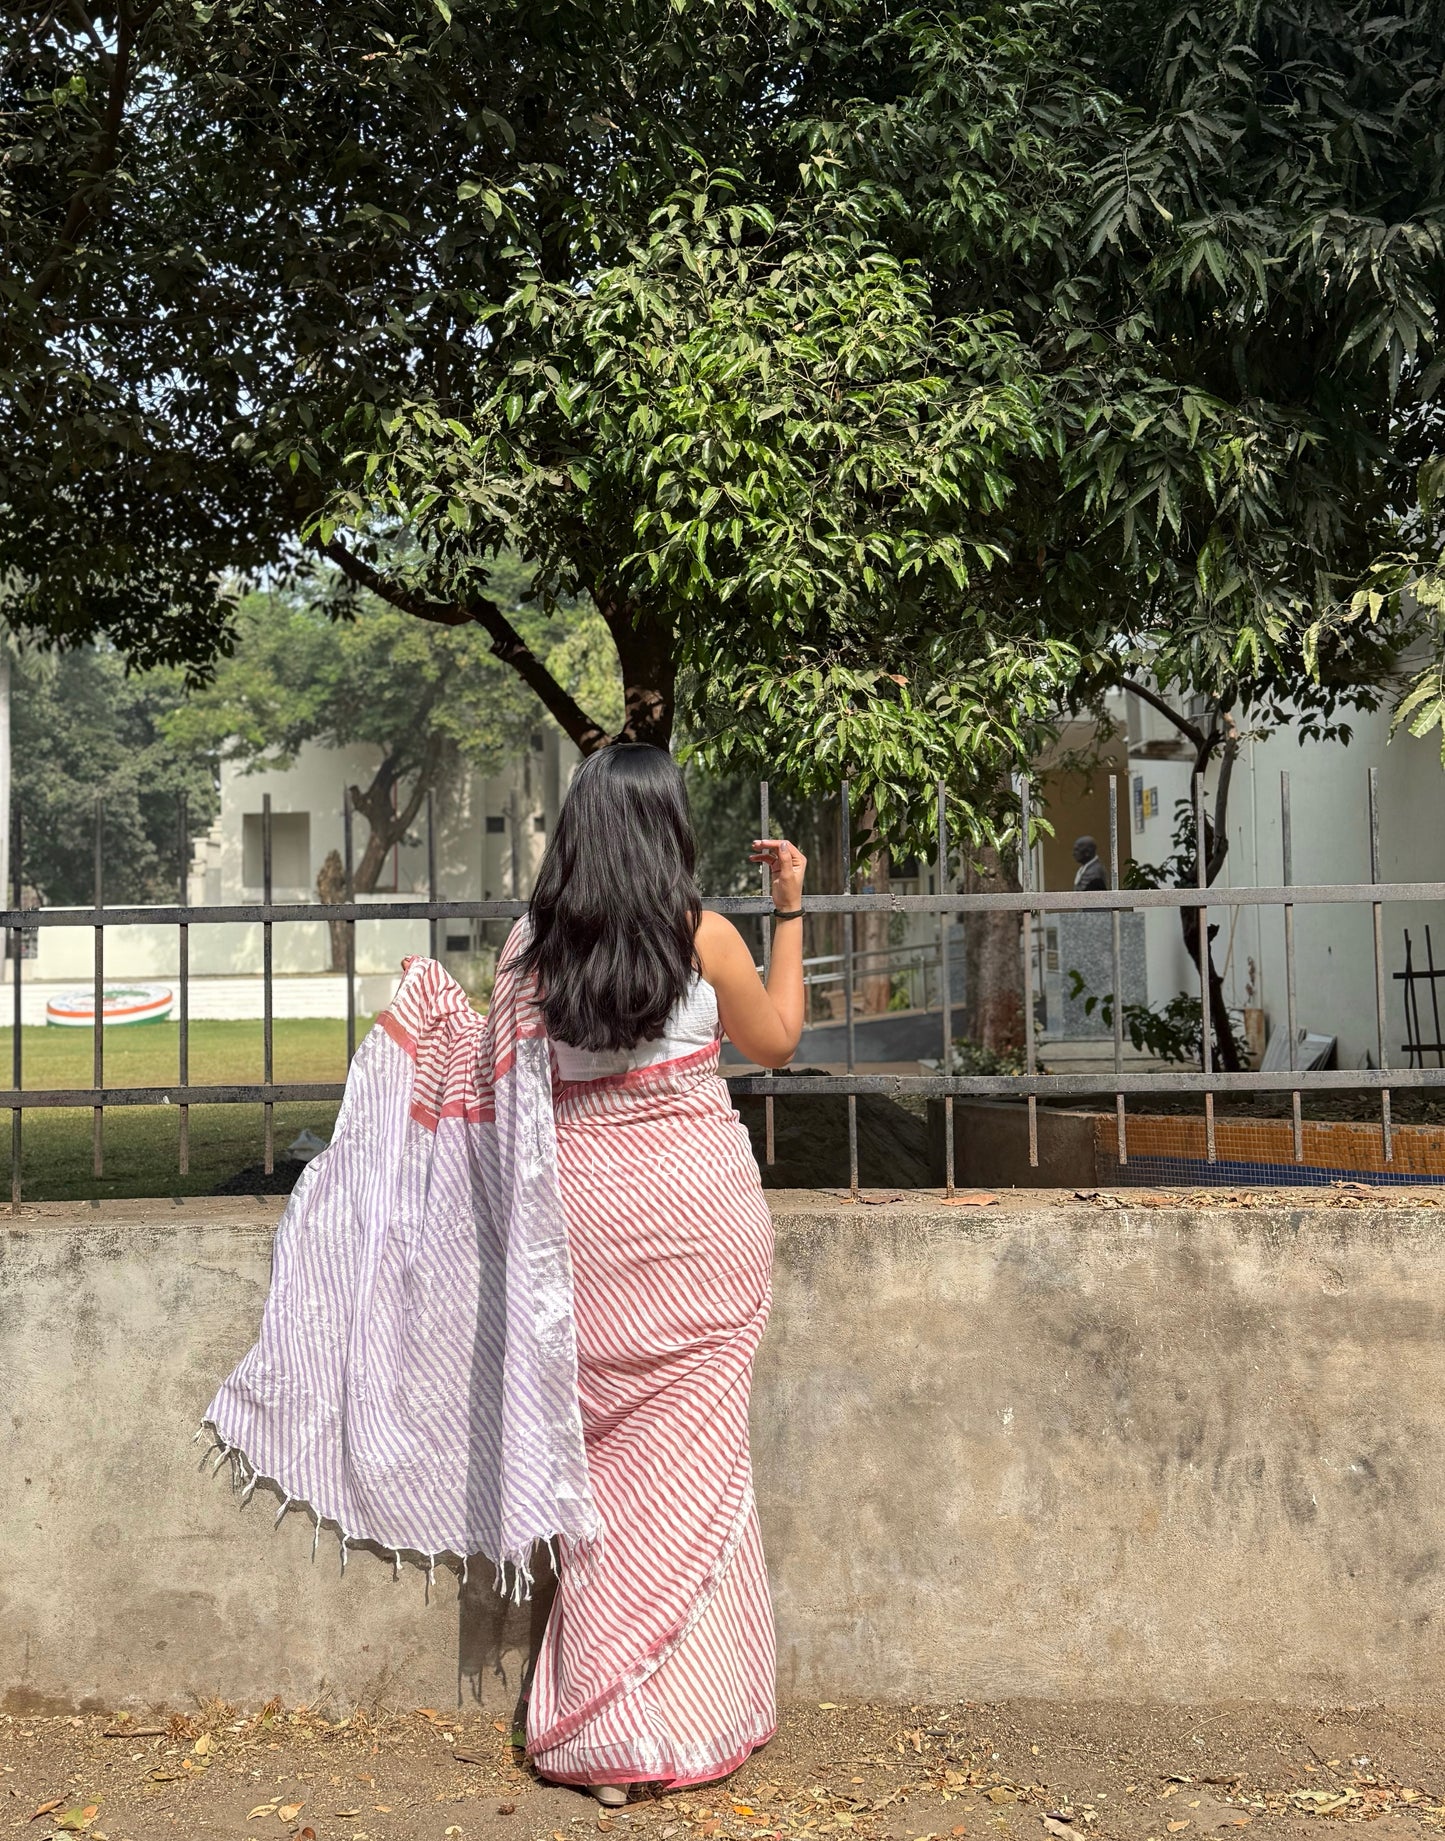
4;768;1442;1205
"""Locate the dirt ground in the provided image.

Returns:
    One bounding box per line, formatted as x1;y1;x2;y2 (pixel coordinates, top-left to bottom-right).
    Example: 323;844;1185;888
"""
4;1700;1445;1841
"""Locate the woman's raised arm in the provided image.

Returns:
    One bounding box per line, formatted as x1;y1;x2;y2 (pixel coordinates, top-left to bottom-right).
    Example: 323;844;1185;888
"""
695;839;806;1068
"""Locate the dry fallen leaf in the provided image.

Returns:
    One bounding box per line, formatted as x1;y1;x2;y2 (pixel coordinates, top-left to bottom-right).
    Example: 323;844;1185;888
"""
30;1800;64;1822
1042;1819;1085;1841
1167;1821;1191;1833
192;1735;211;1757
277;1805;305;1823
54;1808;100;1835
454;1750;491;1766
497;1805;517;1817
248;1805;280;1821
943;1193;999;1207
986;1790;1016;1805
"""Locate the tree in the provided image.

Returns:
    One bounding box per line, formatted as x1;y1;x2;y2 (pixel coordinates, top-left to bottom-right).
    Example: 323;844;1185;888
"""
4;0;1443;881
7;646;217;906
162;566;619;892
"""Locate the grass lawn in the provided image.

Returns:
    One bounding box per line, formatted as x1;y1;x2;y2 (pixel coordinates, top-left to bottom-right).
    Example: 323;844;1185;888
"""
0;1016;376;1203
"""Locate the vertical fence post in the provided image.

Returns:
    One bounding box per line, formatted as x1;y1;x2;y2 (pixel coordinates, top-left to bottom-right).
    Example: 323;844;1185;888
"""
1281;772;1302;1163
427;788;440;962
92;795;104;1178
840;781;858;1197
935;780;954;1196
343;786;356;1065
1194;774;1216;1164
758;780;774;1167
262;793;274;1176
1108;776;1127;1167
1019;777;1039;1169
1368;766;1393;1162
10;802;21;1210
178;791;190;1177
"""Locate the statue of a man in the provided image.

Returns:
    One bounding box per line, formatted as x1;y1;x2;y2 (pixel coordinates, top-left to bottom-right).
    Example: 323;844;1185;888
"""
1072;835;1107;891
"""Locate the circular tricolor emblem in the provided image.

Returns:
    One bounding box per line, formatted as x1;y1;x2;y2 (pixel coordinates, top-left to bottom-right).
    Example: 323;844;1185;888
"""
45;984;175;1027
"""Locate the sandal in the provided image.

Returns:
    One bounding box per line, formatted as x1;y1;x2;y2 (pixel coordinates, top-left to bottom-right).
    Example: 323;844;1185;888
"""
590;1786;629;1808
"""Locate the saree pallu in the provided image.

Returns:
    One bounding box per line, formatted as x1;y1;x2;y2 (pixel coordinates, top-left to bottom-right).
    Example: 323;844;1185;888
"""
201;946;602;1580
527;1045;777;1789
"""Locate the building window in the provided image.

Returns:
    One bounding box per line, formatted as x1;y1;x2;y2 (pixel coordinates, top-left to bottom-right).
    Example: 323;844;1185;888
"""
533;814;546;833
530;731;545;752
242;812;311;889
485;815;506;834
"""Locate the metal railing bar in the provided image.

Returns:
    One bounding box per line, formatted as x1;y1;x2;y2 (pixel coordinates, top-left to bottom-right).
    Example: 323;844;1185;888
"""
262;793;274;1176
1109;775;1127;1167
936;779;954;1197
1020;776;1039;1168
8;1063;1445;1110
92;795;103;1178
1195;774;1215;1164
723;1066;1445;1097
759;779;774;1167
427;789;440;962
0;1084;350;1107
10;803;21;1208
178;791;190;1177
9;880;1445;929
841;780;858;1196
1368;766;1393;1163
1281;772;1302;1164
342;786;357;1065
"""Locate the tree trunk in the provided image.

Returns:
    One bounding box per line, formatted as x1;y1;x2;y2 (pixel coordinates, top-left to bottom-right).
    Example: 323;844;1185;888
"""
960;846;1025;1051
600;597;676;749
1179;717;1242;1072
348;738;443;894
315;848;348;973
857;833;892;1015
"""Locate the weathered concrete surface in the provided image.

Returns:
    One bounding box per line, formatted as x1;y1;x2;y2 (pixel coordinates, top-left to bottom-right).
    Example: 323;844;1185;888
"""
4;1192;1445;1713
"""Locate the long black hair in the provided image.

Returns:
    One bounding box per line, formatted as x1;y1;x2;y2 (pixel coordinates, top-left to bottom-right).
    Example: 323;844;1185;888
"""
515;743;702;1051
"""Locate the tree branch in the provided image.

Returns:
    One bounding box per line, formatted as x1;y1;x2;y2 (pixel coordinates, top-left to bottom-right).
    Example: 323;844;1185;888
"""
32;1;135;301
1206;714;1238;886
319;537;611;753
1121;676;1208;751
395;733;444;837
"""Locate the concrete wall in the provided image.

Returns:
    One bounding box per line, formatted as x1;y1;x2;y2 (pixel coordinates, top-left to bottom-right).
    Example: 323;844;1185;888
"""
4;1194;1445;1714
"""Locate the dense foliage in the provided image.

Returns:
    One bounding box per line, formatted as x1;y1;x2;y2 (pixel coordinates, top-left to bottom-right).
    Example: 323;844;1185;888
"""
5;0;1444;858
8;647;216;905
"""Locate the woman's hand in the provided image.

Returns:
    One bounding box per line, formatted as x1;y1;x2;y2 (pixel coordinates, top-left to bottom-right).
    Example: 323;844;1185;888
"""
749;838;807;911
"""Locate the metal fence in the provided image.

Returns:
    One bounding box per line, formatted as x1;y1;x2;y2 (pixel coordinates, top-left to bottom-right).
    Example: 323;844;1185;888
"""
4;767;1445;1206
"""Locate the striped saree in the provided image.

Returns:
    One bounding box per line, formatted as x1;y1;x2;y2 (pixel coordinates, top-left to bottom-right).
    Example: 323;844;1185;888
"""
204;936;775;1788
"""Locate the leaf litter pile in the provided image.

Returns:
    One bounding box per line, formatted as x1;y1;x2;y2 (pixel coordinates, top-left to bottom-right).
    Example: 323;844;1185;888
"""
5;1700;1445;1841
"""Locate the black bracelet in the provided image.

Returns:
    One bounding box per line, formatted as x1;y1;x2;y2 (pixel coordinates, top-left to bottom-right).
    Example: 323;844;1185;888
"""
772;906;804;921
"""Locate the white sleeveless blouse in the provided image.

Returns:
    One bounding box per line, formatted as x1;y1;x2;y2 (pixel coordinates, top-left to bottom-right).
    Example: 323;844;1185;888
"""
551;972;720;1082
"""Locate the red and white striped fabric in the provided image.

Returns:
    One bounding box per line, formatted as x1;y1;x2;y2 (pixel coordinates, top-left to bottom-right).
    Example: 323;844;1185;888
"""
526;1045;778;1788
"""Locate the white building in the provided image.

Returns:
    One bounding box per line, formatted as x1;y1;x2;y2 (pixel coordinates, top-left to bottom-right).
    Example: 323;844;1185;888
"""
1121;693;1445;1069
4;727;578;1021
